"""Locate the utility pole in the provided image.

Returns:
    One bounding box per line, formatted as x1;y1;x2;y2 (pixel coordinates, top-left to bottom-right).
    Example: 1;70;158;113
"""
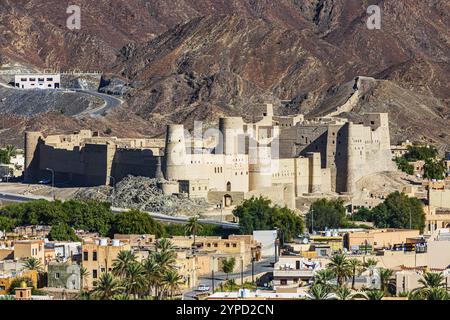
251;257;255;285
240;258;244;288
311;208;314;234
212;256;215;294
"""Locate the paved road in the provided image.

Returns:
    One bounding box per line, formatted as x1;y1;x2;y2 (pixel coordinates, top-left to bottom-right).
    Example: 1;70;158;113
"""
0;82;123;118
0;190;239;229
73;89;123;117
183;258;274;300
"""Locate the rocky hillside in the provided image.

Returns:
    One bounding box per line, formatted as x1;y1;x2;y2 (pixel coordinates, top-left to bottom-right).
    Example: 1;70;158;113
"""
0;0;448;148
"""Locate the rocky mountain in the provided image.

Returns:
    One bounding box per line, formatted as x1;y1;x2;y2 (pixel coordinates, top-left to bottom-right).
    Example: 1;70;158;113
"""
0;0;448;148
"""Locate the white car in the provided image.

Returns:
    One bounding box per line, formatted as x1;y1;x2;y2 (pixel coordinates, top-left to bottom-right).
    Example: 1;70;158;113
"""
195;284;211;292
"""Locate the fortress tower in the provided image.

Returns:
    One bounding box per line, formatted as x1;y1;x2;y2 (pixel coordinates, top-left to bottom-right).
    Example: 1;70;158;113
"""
218;117;244;155
24;131;43;183
163;124;187;180
307;152;322;194
249;144;272;190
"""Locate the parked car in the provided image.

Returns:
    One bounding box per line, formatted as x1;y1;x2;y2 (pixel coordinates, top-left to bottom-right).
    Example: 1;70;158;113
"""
195;284;211;292
38;178;51;184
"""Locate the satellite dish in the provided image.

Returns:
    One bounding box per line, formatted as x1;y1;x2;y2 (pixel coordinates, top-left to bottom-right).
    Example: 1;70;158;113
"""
302;237;309;244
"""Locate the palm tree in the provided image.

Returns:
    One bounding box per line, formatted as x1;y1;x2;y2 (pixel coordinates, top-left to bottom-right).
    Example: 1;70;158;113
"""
410;272;448;300
5;145;16;163
361;289;385;300
79;266;90;291
123;262;146;299
155;238;175;252
308;284;333;300
327;253;352;287
363;258;378;277
185;216;203;250
334;286;355;300
161;269;184;299
112;250;137;278
378;268;394;294
221;257;236;280
348;258;362;290
143;256;161;297
314;269;335;290
23;257;43;272
91;273;123;300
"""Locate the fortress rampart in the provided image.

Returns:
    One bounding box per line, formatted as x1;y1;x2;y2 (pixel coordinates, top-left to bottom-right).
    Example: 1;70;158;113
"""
24;104;394;209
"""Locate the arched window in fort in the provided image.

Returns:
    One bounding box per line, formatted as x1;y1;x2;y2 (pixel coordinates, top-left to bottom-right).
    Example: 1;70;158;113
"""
226;181;231;192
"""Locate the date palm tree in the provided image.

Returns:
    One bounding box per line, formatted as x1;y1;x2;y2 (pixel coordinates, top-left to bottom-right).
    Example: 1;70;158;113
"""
348;258;363;290
308;284;333;300
314;269;335;290
334;286;356;300
410;272;448;300
112;250;137;278
363;258;378;277
91;273;123;300
327;253;352;287
161;269;184;299
79;266;90;291
185;216;203;251
143;255;161;297
359;289;385;300
155;238;175;252
378;268;394;294
23;257;43;272
123;262;146;299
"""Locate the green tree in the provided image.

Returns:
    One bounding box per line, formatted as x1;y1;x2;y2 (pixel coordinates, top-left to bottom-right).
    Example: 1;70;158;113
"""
327;253;352;288
423;159;446;180
369;192;425;232
111;209;165;237
378;268;394;295
348;258;363;290
80;267;90;291
404;145;438;161
361;289;385;300
63;200;113;236
233;196;303;241
91;273;123;300
23;257;43;272
123;262;146;299
352;207;372;222
410;272;448;300
334;286;356;300
395;157;414;175
185;216;203;249
48;223;80;241
313;268;335;290
308;284;333;300
112;250;137;278
0;215;16;231
221;257;236;280
306;198;347;232
161;269;183;299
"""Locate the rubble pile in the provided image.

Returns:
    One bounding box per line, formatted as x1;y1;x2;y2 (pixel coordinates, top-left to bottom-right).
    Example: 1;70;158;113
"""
74;176;209;216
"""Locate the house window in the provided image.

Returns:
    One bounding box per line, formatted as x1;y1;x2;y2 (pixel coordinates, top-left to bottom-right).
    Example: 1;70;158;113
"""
83;252;88;261
47;78;53;81
55;273;60;279
280;279;287;285
93;269;98;279
214;243;218;248
232;244;237;248
226;243;230;248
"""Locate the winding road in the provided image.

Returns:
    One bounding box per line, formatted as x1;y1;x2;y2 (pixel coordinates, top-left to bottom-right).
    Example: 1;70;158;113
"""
73;89;124;118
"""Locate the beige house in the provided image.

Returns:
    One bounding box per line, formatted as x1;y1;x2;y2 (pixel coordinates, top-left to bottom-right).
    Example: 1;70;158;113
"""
81;239;131;289
14;240;45;266
344;229;420;250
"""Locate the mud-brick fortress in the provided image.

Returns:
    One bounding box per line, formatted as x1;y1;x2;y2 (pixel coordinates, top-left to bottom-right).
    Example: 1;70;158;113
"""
24;104;394;210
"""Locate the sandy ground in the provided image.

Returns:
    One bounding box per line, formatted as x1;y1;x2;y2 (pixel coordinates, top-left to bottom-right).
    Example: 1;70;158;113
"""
0;182;83;200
